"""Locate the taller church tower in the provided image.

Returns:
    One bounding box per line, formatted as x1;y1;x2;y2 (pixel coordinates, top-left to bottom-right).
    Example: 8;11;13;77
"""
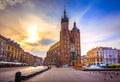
60;8;71;65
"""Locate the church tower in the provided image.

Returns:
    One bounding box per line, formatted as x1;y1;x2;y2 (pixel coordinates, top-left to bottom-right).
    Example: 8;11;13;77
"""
60;8;71;65
70;22;81;65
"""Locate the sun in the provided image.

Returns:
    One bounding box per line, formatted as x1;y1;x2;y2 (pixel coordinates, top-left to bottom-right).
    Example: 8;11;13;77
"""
26;24;39;43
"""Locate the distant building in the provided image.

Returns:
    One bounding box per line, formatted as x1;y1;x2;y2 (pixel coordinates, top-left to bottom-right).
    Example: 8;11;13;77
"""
20;52;43;66
43;57;48;65
39;57;43;65
87;47;103;66
103;47;118;65
34;56;43;66
6;38;24;62
23;52;34;65
46;8;81;67
0;34;24;62
118;50;120;63
87;47;119;66
0;34;43;67
81;55;87;66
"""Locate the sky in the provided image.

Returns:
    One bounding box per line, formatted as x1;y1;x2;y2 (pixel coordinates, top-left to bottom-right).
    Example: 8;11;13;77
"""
0;0;120;58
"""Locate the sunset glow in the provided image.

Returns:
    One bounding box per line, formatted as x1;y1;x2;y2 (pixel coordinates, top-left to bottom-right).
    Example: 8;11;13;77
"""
0;0;120;58
26;24;39;43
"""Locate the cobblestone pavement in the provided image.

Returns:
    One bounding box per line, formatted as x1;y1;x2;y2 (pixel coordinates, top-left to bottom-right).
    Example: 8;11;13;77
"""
0;66;47;82
22;67;120;82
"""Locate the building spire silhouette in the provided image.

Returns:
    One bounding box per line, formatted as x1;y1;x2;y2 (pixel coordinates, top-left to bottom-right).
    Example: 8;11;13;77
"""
64;5;66;18
61;6;69;23
74;21;76;27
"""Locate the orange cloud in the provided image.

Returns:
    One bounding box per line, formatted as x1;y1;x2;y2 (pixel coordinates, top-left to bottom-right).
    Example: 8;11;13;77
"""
0;10;60;57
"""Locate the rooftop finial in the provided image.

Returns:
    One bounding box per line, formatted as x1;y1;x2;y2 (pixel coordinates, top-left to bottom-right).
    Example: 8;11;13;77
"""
64;5;66;18
74;21;76;27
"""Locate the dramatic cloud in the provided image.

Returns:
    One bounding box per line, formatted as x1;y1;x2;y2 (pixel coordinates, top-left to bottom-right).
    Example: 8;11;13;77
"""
40;38;56;46
0;5;60;58
0;0;120;58
0;0;26;10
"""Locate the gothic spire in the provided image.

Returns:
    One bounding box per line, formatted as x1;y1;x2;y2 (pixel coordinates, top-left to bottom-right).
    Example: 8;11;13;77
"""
64;7;66;18
61;7;69;23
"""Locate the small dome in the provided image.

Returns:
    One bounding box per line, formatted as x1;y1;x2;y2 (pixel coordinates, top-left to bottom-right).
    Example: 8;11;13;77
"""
72;27;79;32
72;22;79;32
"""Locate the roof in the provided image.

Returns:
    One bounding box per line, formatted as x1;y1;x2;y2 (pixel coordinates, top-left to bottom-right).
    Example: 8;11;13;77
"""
48;41;60;51
72;22;79;32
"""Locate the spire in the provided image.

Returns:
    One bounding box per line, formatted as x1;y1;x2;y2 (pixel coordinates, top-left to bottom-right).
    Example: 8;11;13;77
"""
64;6;66;18
74;21;76;27
61;6;69;23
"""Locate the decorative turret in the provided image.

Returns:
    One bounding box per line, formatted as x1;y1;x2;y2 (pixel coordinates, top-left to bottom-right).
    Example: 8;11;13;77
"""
74;22;76;27
72;22;79;32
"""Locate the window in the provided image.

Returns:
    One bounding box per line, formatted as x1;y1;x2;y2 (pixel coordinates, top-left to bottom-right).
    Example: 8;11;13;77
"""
97;51;98;55
65;36;67;39
97;58;99;62
64;45;66;48
113;59;116;62
106;58;108;62
15;49;17;52
68;45;69;48
8;46;10;50
97;55;99;58
110;59;112;62
67;37;69;40
66;57;68;60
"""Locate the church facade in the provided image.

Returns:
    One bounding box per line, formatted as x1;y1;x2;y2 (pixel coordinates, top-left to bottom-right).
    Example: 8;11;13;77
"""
45;9;81;67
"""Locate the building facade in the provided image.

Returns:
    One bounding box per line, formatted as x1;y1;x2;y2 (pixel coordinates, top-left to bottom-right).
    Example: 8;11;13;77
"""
23;52;34;65
118;50;120;63
0;34;43;66
0;34;24;62
87;47;119;66
87;47;103;66
103;47;118;65
43;57;48;65
47;42;60;66
46;9;81;67
21;52;43;66
81;55;87;66
6;38;24;62
0;34;7;61
34;56;43;66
